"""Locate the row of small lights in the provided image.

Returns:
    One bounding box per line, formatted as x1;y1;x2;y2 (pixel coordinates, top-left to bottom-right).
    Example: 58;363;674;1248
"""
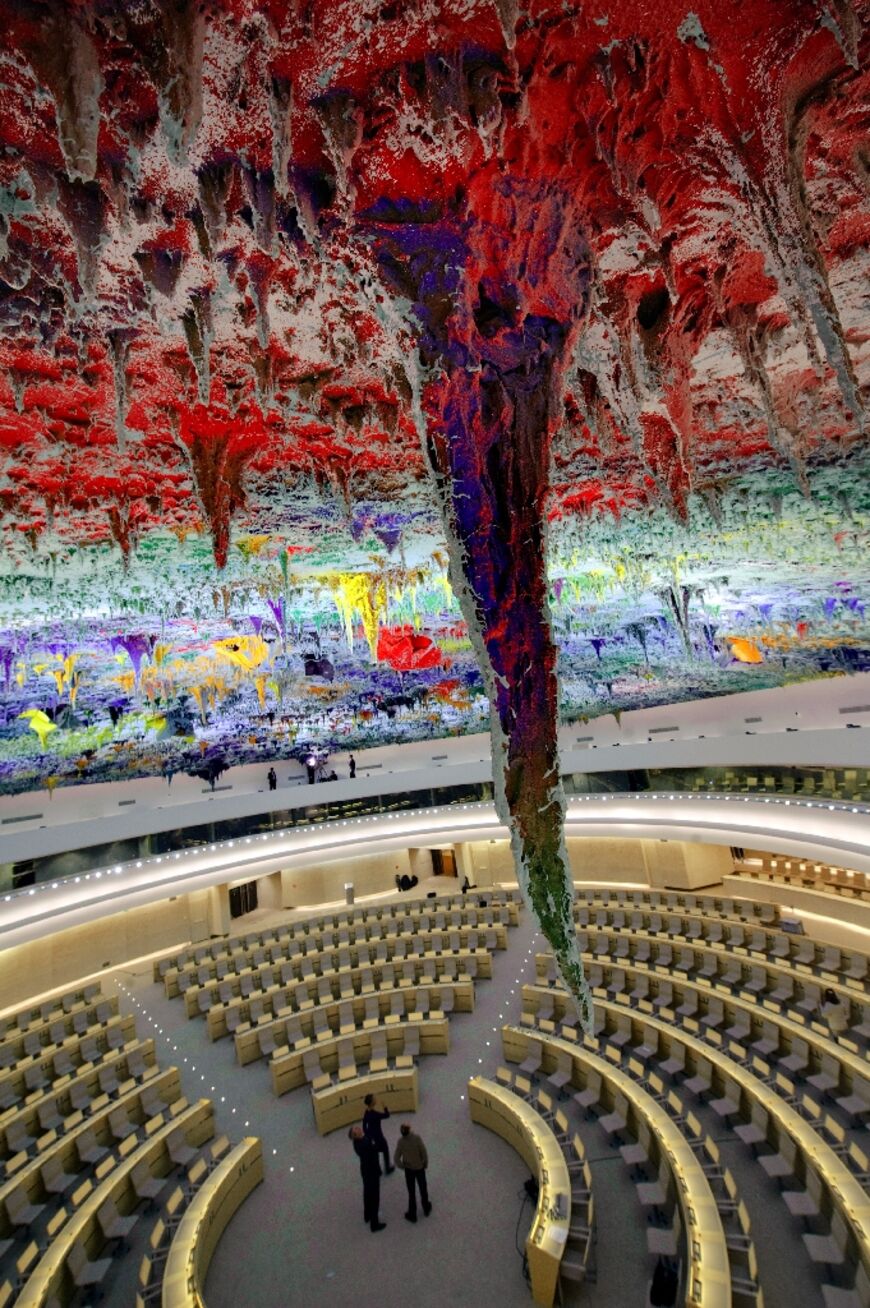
5;802;498;903
7;790;868;906
119;910;539;1154
460;930;544;1104
116;980;289;1168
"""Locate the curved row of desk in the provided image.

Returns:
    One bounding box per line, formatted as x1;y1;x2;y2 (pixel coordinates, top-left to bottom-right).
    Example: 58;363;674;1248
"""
540;928;869;1044
532;952;869;1115
222;967;476;1056
467;1077;573;1308
499;1032;732;1308
165;922;508;1002
161;1138;263;1308
17;1099;216;1307
152;889;520;983
571;904;867;992
513;996;870;1293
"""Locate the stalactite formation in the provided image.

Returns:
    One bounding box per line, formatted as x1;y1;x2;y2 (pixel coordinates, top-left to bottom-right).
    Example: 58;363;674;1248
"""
1;1;869;1024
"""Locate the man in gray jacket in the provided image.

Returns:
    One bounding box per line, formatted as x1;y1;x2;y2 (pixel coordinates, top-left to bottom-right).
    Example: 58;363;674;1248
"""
394;1122;431;1223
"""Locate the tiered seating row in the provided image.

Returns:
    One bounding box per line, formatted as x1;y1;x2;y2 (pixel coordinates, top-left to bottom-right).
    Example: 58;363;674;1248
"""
539;933;869;1048
499;1072;597;1290
213;952;481;1044
0;1013;139;1118
468;1076;588;1307
0;1066;186;1238
153;888;521;981
183;934;494;1021
511;1005;870;1303
167;921;506;1003
531;954;870;1121
16;1099;216;1308
236;979;473;1066
573;888;779;924
134;1134;235;1308
505;1023;767;1308
573;905;868;991
270;1014;449;1096
0;985;101;1042
735;856;870;901
506;1039;739;1308
1;1040;159;1164
161;1137;264;1308
0;996;120;1074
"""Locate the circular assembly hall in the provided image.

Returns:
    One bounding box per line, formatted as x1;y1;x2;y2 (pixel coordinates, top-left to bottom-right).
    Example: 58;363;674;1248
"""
0;3;869;1307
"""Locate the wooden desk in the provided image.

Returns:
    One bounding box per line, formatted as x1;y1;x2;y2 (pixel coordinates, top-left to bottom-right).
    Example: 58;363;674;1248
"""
0;1065;183;1236
500;1028;731;1308
525;998;870;1282
312;1066;418;1135
17;1099;215;1307
0;1038;157;1157
161;1137;263;1307
526;955;870;1095
234;981;471;1066
170;922;506;1002
467;1077;570;1307
269;1016;449;1097
0;996;119;1066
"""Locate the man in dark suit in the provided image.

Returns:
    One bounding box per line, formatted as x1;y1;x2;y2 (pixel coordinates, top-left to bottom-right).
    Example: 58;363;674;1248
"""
362;1093;394;1174
350;1125;386;1232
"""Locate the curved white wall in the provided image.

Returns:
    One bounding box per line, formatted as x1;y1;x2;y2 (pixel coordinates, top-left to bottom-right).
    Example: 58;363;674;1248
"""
2;791;868;952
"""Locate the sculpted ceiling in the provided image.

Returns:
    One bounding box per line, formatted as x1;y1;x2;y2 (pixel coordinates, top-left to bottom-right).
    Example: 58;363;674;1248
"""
0;0;868;803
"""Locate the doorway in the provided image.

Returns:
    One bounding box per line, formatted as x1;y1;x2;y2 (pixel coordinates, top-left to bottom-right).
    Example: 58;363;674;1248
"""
431;848;457;877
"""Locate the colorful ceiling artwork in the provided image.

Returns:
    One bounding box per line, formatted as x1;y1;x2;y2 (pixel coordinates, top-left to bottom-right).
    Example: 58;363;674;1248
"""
0;0;867;809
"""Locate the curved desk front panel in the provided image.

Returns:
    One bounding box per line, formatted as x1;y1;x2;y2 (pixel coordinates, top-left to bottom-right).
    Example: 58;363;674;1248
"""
468;1076;571;1308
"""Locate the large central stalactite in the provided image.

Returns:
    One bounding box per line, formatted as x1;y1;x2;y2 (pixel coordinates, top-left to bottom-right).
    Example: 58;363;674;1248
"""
370;184;595;1025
